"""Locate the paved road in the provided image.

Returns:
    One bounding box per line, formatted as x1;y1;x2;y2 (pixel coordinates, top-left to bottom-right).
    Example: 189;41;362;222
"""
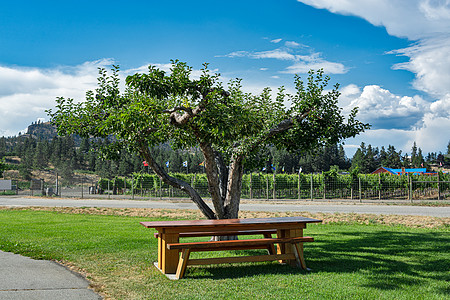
0;251;100;300
0;196;448;217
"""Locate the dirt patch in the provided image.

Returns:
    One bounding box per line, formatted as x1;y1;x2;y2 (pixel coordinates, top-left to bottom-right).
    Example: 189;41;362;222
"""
2;206;448;229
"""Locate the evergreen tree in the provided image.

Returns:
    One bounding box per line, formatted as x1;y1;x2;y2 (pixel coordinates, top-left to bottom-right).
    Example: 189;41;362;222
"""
410;142;418;166
417;148;424;167
33;140;49;169
385;145;402;168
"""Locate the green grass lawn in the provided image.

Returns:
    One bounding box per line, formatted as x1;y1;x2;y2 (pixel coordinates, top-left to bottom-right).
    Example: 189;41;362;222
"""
0;209;448;299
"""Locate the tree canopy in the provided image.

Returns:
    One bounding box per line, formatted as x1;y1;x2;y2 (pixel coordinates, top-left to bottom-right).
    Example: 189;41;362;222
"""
48;60;369;219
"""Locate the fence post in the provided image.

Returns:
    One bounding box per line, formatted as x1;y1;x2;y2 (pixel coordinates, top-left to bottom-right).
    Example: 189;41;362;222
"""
273;173;276;200
359;176;362;203
407;173;409;201
438;173;441;200
250;173;253;199
81;176;84;199
159;177;162;200
107;180;110;199
310;174;313;201
409;176;413;203
131;175;134;200
266;174;269;200
55;172;59;196
40;178;44;196
298;172;301;201
323;175;326;200
378;173;381;200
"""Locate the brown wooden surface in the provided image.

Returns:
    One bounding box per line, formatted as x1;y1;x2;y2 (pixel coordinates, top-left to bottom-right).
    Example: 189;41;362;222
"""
176;249;191;279
167;237;314;250
160;233;179;274
187;253;296;266
153;229;277;239
141;216;322;229
142;216;321;276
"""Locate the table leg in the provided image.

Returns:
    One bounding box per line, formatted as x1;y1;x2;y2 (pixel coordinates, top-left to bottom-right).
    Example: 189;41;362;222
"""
160;233;179;274
277;227;304;266
157;234;162;270
293;242;308;269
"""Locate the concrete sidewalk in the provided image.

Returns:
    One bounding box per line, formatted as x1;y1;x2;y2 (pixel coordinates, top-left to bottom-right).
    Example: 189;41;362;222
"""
0;251;101;300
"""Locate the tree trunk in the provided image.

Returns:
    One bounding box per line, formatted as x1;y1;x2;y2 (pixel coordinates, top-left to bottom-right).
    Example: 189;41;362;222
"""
224;155;244;219
199;143;225;218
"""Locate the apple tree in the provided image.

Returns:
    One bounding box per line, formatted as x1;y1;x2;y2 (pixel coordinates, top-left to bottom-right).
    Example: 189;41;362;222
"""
48;61;369;220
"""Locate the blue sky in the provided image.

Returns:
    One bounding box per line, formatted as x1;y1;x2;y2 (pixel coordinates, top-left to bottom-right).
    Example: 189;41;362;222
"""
1;0;449;157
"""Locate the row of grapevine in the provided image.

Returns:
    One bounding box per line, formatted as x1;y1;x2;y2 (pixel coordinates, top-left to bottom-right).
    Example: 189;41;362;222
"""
94;172;449;200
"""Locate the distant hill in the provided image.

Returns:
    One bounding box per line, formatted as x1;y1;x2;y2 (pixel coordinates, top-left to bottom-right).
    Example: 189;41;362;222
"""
25;121;58;140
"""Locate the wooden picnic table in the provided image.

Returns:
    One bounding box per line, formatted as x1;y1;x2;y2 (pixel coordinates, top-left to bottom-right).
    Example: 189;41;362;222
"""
140;216;322;278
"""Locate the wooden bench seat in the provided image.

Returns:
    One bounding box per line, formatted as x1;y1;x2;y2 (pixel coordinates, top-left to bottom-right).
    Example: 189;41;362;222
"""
153;229;277;239
167;236;314;279
155;229;278;256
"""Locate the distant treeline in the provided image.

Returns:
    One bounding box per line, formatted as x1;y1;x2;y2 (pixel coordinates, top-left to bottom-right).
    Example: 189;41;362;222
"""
0;131;449;181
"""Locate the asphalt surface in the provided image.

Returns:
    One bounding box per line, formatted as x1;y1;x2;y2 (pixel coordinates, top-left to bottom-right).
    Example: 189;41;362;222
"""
0;251;100;300
0;195;448;300
0;196;449;217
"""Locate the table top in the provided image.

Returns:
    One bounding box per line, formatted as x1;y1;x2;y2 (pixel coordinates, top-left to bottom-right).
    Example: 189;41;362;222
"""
140;216;322;230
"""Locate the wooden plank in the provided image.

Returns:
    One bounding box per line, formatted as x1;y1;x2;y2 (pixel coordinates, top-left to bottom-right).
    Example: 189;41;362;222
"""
161;233;179;274
287;228;302;267
157;235;162;270
293;242;307;270
183;245;272;252
277;229;287;263
187;253;296;266
153;229;277;239
160;223;307;234
167;237;314;250
263;233;276;254
141;216;322;228
176;249;191;279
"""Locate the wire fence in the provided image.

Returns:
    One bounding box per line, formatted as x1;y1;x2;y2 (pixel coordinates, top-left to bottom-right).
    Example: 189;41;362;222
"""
4;171;449;203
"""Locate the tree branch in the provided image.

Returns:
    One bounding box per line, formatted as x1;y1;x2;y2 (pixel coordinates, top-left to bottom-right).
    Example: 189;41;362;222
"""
162;87;229;126
162;106;193;115
240;110;312;155
138;142;216;219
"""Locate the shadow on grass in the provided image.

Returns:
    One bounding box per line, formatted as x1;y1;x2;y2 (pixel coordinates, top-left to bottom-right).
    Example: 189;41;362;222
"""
187;259;308;280
183;229;449;295
307;230;448;292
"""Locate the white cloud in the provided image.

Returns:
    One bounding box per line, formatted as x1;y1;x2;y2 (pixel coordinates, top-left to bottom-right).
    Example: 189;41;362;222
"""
340;83;450;156
341;84;429;129
282;60;347;74
0;60;223;137
298;1;450;98
298;0;450;155
222;47;347;75
391;35;450;98
224;49;298;61
271;38;282;43
347;113;450;156
285;41;301;48
297;0;450;40
429;93;450;117
0;59;113;136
